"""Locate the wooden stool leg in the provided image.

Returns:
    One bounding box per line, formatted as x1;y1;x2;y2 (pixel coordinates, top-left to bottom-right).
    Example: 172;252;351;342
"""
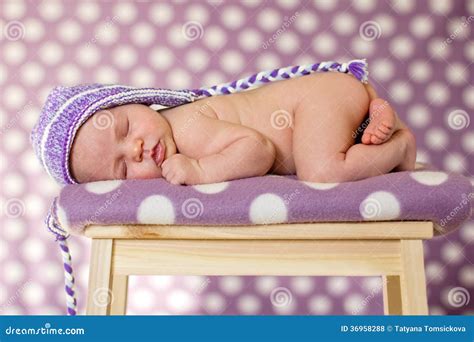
110;275;128;315
383;275;402;315
86;239;114;315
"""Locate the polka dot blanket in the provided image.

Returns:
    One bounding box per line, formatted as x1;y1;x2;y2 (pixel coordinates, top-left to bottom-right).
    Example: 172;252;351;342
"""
55;163;472;236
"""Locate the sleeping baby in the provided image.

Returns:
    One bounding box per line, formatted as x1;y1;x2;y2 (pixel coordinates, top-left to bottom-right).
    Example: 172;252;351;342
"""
31;65;416;186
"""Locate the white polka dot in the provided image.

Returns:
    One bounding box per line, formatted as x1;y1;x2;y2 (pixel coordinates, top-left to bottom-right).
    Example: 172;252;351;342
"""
361;277;382;292
3;85;26;109
221;5;245;29
447;17;471;40
20;62;45;86
84;180;122;194
308;295;332;314
344;293;367;314
463;86;474;109
93;20;119;45
137;195;175;224
75;43;100;68
57;19;82;44
359;191;401;220
425;128;449;151
255;276;278;295
193;181;229;194
426;261;446;284
445;62;468;86
220;50;245;74
389;81;413;104
38;0;63;21
94;66;120;84
24;194;45;219
257;8;282;32
408;60;432;83
276;32;301;55
3;260;25;284
21;281;45;306
3;1;26;19
238;28;263;52
255;52;281;70
460;223;474;244
407;104;431;128
428;0;453;14
76;1;101;23
40;261;63;285
3;42;26;65
150;275;174;290
131;288;155;310
203;26;226;50
149;2;173;26
185;4;209;25
351;37;376;57
295;12;319;34
353;0;376;12
112;45;138;70
39;41;63;66
202;70;226;87
203;292;226;314
371;58;395;81
332;13;356;36
389;35;414;59
373;14;395;36
23;18;45;42
441;242;464;264
128;23;155;46
313;0;338;11
249;193;288;224
0;240;8;262
410;171;448;185
428;37;450;60
237;294;261;314
409;15;434;38
290;276;314;295
301;181;339;190
3;172;25;196
461;132;474;153
3;129;26;153
443;153;467;173
57;63;82;85
20;237;46;262
113;1;137;24
149;46;174;71
390;0;414;13
3;219;26;241
312;33;336;56
167;289;196;313
130;67;155;87
219;276;244;295
166;68;191;89
426;82;450;106
459;265;474;287
326;276;350;296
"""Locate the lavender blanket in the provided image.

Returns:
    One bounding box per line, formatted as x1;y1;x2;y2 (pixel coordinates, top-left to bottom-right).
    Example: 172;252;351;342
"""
56;164;472;236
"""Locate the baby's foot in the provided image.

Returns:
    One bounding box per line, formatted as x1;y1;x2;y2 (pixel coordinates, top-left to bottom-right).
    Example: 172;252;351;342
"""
361;98;397;145
393;128;417;172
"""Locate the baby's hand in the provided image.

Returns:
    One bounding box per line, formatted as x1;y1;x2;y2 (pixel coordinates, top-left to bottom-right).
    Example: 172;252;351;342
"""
161;154;204;185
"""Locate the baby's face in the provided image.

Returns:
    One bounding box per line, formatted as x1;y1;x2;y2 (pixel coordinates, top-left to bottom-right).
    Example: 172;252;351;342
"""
70;103;177;183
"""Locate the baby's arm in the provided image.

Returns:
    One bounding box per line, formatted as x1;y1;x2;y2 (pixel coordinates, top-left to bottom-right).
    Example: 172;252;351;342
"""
169;114;276;184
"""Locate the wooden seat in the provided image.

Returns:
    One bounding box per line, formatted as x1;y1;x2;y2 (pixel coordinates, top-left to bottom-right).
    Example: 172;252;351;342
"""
84;221;432;315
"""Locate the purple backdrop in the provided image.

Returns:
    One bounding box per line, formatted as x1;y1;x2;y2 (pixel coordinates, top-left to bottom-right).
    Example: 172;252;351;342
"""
0;0;472;315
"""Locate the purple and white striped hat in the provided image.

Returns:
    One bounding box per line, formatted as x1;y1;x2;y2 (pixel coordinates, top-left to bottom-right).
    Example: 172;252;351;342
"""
30;84;195;185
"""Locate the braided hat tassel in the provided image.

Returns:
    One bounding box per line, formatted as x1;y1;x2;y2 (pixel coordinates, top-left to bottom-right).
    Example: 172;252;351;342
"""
46;198;77;316
192;59;369;99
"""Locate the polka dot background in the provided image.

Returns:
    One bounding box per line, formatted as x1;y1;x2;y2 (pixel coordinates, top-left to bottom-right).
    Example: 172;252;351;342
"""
0;0;472;315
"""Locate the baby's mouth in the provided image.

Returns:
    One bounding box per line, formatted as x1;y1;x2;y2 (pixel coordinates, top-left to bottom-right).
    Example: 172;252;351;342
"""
151;140;165;167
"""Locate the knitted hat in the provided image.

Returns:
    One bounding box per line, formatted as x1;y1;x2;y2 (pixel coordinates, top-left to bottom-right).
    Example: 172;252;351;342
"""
30;84;195;185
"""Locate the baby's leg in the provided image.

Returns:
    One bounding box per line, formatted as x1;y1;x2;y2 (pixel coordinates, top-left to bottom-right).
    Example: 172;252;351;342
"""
293;73;416;183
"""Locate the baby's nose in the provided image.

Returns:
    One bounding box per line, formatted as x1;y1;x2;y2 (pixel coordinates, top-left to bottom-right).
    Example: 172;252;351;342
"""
132;138;144;162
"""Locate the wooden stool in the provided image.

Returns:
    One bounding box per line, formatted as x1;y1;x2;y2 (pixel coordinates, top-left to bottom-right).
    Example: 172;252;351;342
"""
84;221;432;315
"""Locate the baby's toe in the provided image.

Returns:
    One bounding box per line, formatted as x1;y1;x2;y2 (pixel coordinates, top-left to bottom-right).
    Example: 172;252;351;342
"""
377;125;391;134
371;135;383;144
361;133;372;144
374;130;388;140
